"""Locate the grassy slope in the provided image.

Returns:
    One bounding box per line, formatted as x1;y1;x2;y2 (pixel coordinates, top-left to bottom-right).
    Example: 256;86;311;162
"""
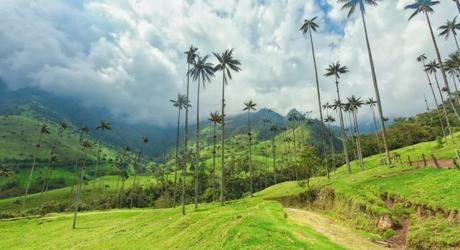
0;198;343;250
0;175;154;211
1;129;459;249
0;114;116;161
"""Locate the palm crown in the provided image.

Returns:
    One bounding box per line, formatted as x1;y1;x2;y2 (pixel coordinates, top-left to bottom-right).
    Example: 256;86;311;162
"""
170;93;190;110
405;0;440;20
347;96;364;111
439;17;460;39
324;115;336;123
40;124;51;134
243;100;257;111
185;45;198;65
209;111;222;124
213;49;242;83
325;62;349;79
366;97;377;107
97;120;111;131
416;53;427;63
299;17;319;34
189;55;215;87
425;60;440;74
338;0;380;17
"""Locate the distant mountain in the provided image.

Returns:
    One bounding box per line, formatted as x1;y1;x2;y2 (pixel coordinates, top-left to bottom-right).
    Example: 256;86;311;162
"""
0;80;341;158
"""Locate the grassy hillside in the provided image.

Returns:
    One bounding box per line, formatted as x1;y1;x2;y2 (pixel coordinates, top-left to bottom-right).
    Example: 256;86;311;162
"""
0;132;459;249
0;114;116;162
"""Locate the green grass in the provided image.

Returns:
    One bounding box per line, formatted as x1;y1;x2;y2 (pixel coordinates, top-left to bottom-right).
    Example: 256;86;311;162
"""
0;198;344;250
0;114;116;161
0;175;154;211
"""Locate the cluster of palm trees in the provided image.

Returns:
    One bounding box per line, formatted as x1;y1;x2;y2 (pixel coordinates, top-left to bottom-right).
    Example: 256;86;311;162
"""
299;0;460;173
171;46;241;215
410;0;460;145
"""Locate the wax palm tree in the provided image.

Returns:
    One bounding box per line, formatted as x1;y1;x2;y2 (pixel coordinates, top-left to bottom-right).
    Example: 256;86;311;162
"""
189;55;215;209
417;54;448;139
324;115;337;170
270;124;279;184
243;100;256;196
287;112;299;180
365;98;382;153
0;164;12;177
72;139;92;229
170;93;189;207
40;121;69;204
347;96;365;169
22;123;50;210
94;120;111;189
426;60;455;143
209;111;222;201
439;17;460;50
213;49;241;206
406;0;460;122
130;136;149;208
338;0;391;165
325;62;351;173
444;57;460;103
181;45;198;215
300;17;327;164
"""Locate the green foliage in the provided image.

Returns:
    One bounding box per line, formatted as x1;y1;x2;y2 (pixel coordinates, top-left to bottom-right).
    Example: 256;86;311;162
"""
382;229;395;240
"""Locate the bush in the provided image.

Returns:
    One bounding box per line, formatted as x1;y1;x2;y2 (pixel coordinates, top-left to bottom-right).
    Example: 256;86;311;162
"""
154;192;173;208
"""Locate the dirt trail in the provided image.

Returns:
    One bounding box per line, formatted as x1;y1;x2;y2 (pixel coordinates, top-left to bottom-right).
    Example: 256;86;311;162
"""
285;208;389;250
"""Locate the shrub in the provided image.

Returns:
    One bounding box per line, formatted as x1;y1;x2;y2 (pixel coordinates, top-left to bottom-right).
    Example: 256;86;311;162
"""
383;229;396;240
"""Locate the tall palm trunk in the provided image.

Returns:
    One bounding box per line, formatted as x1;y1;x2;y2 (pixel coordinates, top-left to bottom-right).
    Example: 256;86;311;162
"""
426;12;460;122
369;106;382;153
72;152;87;229
451;74;460;104
456;0;460;15
220;73;226;206
22;132;44;210
211;123;217;201
308;28;329;179
422;59;448;140
352;110;364;169
271;137;277;184
194;79;201;209
348;112;358;161
433;73;455;143
291;126;298;180
93;142;101;189
247;109;253;197
360;10;391;165
173;108;181;208
335;80;351;173
453;34;460;51
326;122;336;170
182;63;191;215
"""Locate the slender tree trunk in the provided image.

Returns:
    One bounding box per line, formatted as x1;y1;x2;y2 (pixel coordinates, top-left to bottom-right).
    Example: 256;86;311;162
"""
360;10;391;165
335;81;351;173
451;74;460;104
130;147;143;209
456;0;460;15
220;73;226;206
22;133;43;210
370;107;382;153
453;34;460;51
173;109;181;208
211;123;216;202
72;153;86;229
291;126;298;181
247;109;253;197
326;122;336;170
434;73;455;143
353;111;364;169
93;142;101;189
271;137;277;184
281;131;288;173
426;12;460;122
308;29;329;179
195;79;201;209
422;60;448;140
182;63;191;215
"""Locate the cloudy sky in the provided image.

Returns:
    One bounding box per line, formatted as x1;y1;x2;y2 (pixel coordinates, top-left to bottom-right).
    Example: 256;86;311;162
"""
0;0;458;126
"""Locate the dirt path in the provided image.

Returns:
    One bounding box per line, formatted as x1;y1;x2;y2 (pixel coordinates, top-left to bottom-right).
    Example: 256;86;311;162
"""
285;208;389;250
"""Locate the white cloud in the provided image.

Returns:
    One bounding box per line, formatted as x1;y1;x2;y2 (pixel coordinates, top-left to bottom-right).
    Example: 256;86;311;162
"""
0;0;458;126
